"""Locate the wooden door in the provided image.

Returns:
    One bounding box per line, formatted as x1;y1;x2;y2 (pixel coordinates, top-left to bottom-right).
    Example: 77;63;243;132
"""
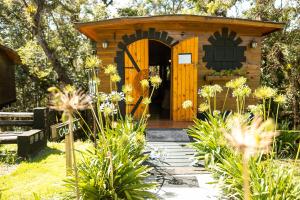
124;39;149;118
171;37;198;121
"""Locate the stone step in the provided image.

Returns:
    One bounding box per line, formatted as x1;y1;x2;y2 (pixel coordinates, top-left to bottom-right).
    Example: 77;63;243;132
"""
146;129;191;142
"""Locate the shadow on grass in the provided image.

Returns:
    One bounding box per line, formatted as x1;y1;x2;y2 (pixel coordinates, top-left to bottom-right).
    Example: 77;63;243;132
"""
27;146;64;163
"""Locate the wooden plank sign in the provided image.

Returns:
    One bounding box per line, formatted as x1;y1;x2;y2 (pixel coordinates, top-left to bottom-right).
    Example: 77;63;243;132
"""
50;119;82;141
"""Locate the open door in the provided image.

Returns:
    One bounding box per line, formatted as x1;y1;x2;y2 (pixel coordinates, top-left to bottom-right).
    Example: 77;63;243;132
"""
171;37;198;121
124;39;149;118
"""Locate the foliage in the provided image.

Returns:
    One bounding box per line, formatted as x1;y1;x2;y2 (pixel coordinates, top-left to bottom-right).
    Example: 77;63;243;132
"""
190;77;300;199
62;60;160;199
244;0;300;128
210;68;246;76
188;113;229;166
214;154;300;200
65;118;157;200
0;0;109;111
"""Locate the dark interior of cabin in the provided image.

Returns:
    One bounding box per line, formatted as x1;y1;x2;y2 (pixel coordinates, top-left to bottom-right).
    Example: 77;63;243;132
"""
148;40;171;120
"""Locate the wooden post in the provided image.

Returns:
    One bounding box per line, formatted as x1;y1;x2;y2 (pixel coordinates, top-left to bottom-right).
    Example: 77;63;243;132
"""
65;118;72;175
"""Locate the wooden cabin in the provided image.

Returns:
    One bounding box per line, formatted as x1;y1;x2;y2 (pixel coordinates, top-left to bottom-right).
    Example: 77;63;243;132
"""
0;44;20;109
75;15;284;122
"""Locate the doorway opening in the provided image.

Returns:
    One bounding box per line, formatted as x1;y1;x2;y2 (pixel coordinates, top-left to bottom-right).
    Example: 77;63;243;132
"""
148;40;171;120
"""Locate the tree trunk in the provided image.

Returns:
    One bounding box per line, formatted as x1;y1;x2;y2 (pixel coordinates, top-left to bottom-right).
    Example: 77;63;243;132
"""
32;0;72;84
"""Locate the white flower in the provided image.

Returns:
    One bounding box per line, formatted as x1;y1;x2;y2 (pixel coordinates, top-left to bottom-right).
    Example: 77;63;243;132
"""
98;92;108;102
149;75;162;88
274;94;287;105
104;64;117;75
254;86;277;99
142;97;151;105
140;79;149;89
122;84;133;94
109;91;124;102
99;102;117;116
225;116;277;159
198;103;210;112
111;74;121;83
182;100;193;109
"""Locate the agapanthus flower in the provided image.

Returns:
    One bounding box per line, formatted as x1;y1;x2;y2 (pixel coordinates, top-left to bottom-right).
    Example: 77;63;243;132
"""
99;102;117;116
98;92;108;102
274;94;287;105
199;85;222;98
48;85;92;114
232;85;251;98
111;74;121;83
247;104;263;116
212;84;223;93
104;64;117;75
140;79;150;89
149;75;162;88
109;91;124;102
225;116;277;158
182;100;193;109
142;97;151;105
254;86;277;99
198;103;210;112
226;77;247;89
125;95;134;103
85;55;101;69
122;84;133;94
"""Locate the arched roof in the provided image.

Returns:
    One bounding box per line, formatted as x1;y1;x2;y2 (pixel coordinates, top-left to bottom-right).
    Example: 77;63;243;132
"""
75;15;285;41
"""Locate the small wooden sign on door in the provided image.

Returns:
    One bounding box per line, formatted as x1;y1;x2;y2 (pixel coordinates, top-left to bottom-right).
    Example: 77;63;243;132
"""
178;53;192;64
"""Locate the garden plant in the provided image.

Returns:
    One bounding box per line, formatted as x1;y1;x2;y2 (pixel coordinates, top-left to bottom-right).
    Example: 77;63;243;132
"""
48;56;160;200
188;77;300;200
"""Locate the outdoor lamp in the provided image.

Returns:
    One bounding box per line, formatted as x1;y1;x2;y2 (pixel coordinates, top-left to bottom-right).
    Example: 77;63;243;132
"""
102;40;109;49
250;40;258;48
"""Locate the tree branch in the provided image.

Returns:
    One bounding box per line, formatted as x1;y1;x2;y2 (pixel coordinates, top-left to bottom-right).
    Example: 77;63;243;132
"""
32;0;71;84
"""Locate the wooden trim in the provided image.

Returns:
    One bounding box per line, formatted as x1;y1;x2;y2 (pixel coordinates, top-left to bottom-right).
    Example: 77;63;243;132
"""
0;44;21;64
0;112;33;118
124;47;140;72
205;75;241;81
75;15;285;29
131;96;143;115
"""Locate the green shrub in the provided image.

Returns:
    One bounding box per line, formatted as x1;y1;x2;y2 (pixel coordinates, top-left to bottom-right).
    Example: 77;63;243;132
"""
214;155;300;200
275;121;300;158
188;113;230;166
65;118;157;200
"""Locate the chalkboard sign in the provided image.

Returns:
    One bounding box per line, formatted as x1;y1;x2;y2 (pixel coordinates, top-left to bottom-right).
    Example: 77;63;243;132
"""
203;27;246;71
50;119;82;141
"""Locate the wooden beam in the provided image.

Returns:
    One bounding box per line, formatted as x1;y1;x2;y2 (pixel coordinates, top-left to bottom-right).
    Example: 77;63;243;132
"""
0;120;34;126
0;112;33;118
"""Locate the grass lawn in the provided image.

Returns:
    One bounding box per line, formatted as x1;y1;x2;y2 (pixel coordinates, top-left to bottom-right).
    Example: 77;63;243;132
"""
0;141;91;200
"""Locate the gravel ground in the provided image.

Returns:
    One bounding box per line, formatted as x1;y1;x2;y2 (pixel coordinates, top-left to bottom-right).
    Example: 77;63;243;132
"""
0;164;18;177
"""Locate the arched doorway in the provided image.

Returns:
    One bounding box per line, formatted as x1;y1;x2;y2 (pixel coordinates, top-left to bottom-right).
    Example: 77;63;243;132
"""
123;39;171;119
120;30;198;121
148;40;171;119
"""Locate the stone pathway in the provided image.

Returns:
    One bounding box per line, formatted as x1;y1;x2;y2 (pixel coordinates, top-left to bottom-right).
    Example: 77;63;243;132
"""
146;129;222;200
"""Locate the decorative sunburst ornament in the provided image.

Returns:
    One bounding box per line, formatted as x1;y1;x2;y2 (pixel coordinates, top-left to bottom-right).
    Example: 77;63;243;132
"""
203;27;246;71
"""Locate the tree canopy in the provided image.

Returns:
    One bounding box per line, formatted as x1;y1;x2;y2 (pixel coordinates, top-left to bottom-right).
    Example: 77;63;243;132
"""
0;0;299;127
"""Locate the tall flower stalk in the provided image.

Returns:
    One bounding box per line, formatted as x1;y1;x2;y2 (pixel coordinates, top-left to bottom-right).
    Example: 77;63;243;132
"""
223;77;247;112
198;84;222;113
254;86;276;121
139;75;162;125
48;85;92;200
225;116;277;200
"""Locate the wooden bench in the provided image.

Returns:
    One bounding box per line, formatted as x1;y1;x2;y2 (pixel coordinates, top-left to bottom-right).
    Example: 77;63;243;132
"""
0;108;48;157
